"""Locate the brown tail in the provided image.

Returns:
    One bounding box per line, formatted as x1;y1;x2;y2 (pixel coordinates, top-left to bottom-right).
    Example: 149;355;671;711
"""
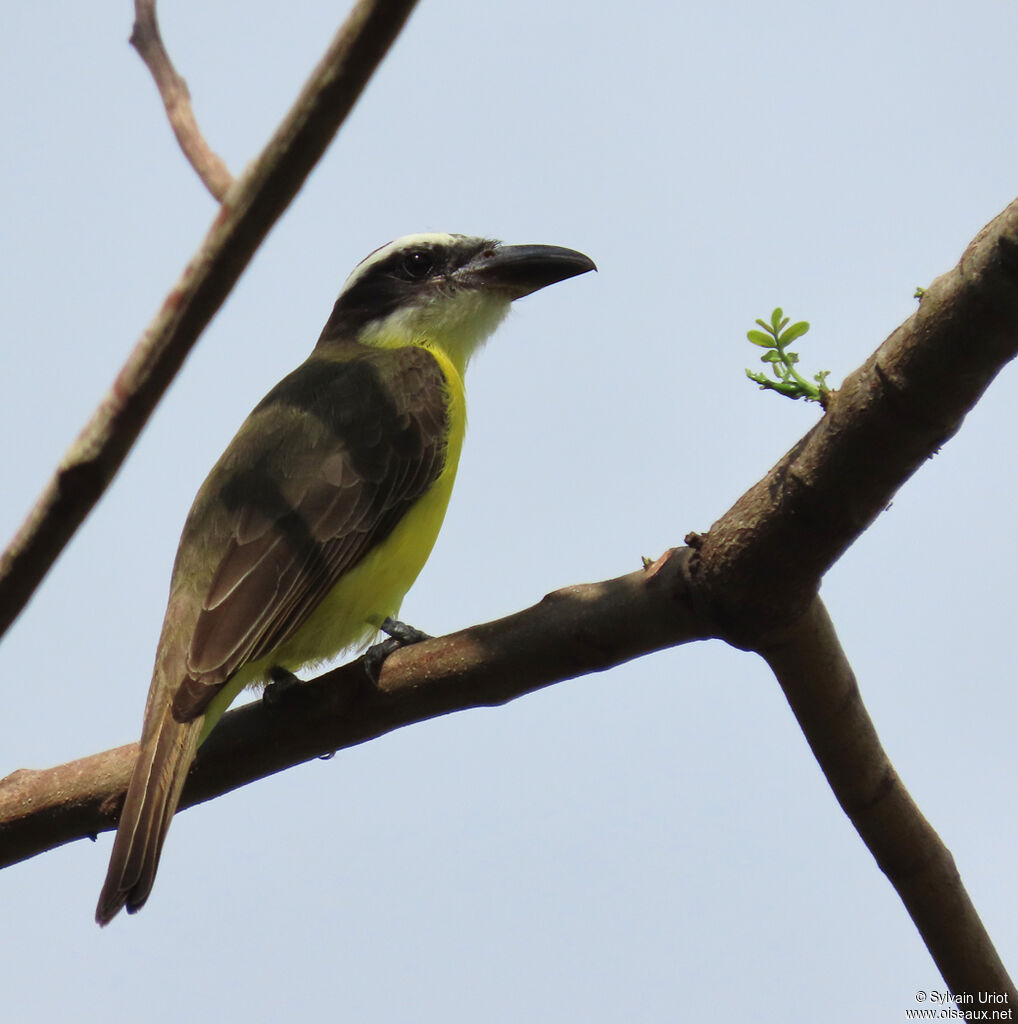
95;710;203;925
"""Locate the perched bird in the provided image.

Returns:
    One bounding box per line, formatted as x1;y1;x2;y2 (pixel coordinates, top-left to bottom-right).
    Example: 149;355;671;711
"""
95;233;595;924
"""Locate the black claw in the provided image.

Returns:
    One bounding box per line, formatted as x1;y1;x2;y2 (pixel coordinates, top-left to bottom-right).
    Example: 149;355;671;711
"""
263;666;303;706
364;617;432;683
363;636;402;684
380;616;432;645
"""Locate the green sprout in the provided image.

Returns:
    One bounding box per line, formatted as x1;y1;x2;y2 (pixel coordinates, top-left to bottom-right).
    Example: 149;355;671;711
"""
745;307;830;404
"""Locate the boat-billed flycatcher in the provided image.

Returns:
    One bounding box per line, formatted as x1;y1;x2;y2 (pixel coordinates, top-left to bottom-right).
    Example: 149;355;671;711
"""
95;233;595;925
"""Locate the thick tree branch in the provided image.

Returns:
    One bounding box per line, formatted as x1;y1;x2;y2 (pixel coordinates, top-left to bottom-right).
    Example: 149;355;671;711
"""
0;549;699;865
693;199;1018;633
681;199;1018;999
760;599;1017;1004
131;0;234;200
0;0;419;642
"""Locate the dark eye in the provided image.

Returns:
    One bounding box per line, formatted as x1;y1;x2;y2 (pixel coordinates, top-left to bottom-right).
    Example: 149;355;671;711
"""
400;250;435;280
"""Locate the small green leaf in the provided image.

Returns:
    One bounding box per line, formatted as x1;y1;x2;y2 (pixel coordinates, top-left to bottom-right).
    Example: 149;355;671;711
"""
762;350;782;363
780;320;810;344
770;307;784;329
747;330;776;347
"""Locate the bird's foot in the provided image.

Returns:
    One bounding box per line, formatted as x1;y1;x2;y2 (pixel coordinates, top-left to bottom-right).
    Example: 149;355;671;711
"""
381;616;432;645
363;617;433;683
263;665;303;707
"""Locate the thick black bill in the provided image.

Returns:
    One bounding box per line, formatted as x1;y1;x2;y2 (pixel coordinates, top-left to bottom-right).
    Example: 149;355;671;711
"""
462;244;597;300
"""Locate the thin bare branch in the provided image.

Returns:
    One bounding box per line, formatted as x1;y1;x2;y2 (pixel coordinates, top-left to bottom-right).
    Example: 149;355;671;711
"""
0;0;420;642
130;0;234;200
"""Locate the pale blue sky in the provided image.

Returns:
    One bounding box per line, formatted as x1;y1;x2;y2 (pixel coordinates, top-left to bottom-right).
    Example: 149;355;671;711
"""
2;3;1016;1021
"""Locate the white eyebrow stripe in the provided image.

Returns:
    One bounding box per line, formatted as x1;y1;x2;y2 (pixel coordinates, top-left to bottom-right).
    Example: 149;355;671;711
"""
340;233;465;295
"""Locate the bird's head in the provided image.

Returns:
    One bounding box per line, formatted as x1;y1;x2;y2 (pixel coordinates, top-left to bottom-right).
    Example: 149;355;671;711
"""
318;233;596;372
